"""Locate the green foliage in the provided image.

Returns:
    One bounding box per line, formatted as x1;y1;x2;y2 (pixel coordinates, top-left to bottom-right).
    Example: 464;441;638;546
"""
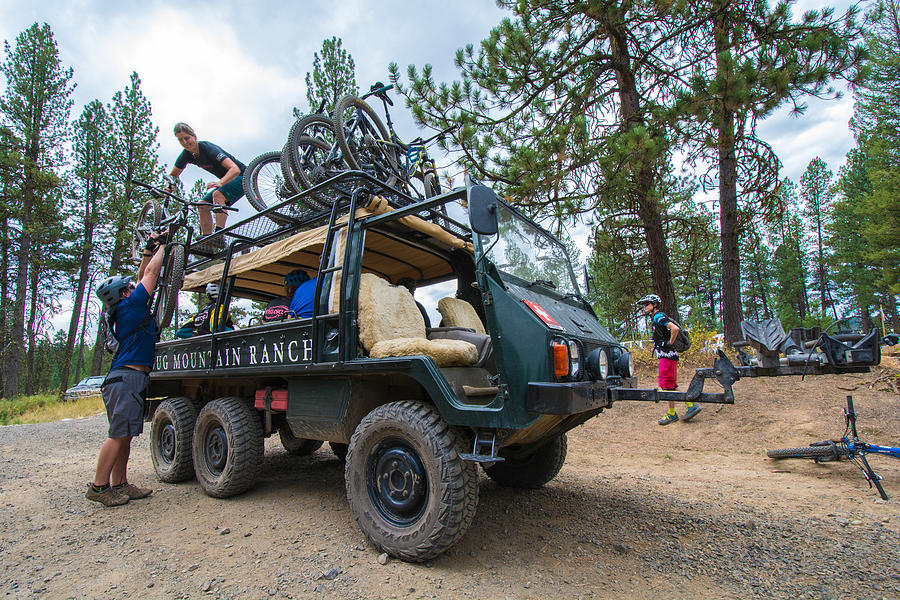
0;393;57;424
301;37;358;117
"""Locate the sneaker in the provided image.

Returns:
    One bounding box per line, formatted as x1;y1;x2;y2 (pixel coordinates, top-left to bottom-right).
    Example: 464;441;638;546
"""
682;405;702;422
658;413;679;426
114;482;152;500
85;484;129;507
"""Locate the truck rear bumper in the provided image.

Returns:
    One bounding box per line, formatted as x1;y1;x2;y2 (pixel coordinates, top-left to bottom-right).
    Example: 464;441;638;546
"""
526;380;613;415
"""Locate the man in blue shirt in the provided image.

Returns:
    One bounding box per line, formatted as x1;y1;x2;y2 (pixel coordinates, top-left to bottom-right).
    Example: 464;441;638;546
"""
168;122;245;236
87;230;166;507
288;269;317;319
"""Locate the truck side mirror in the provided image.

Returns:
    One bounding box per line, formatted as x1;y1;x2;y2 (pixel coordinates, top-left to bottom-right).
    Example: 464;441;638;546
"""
468;184;499;236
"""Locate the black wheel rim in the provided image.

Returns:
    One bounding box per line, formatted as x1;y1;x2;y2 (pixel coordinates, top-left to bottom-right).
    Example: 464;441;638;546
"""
204;424;228;476
159;420;176;464
366;438;428;527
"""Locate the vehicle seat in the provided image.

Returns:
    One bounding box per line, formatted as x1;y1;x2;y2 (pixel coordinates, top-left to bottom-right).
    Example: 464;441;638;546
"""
437;297;486;334
358;274;478;367
432;298;493;368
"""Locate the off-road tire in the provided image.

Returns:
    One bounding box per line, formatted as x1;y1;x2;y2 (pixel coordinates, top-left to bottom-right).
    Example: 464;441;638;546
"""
279;426;324;456
150;397;198;483
156;244;185;330
766;445;842;460
345;401;478;562
193;397;264;498
484;434;568;489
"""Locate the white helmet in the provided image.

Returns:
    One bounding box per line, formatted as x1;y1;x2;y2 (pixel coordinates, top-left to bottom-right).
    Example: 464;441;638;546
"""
637;294;661;306
206;282;220;298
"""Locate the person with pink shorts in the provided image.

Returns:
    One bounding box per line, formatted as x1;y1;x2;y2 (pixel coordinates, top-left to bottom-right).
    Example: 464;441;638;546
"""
637;294;701;426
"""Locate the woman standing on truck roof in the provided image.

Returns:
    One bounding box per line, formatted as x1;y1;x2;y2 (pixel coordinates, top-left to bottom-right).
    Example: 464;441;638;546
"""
167;122;246;236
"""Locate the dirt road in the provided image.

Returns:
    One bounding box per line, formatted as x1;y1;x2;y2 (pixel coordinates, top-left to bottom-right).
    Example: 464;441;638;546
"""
1;369;898;599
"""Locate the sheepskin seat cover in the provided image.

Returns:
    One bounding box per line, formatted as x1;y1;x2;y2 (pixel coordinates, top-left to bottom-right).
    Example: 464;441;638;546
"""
437;297;486;334
358;274;478;367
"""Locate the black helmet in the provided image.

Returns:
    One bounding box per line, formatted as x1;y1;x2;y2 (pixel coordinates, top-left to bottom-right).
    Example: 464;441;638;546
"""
637;294;661;306
96;276;133;310
284;269;310;287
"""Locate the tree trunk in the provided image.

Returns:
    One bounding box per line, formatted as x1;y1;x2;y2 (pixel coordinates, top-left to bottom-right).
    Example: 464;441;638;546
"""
0;213;9;394
715;11;743;343
5;181;31;398
58;187;96;399
24;265;39;396
607;14;677;318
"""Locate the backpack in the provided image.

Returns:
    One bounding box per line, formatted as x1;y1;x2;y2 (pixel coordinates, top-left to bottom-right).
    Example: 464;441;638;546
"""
102;308;153;356
671;319;691;353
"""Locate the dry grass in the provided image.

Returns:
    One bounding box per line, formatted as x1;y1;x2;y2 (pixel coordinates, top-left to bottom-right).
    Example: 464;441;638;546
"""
0;393;105;426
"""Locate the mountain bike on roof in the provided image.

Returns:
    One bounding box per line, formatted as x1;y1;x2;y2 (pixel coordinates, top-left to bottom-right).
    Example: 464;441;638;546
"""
332;82;453;201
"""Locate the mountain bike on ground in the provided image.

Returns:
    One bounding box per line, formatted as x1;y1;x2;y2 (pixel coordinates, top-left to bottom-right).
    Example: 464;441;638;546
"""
767;394;900;500
130;175;237;329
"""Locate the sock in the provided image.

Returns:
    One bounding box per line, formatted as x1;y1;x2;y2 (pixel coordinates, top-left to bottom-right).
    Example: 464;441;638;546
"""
91;483;109;492
685;402;695;408
667;408;676;416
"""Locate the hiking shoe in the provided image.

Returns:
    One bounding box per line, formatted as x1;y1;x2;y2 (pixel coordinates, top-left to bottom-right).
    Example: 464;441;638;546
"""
682;404;702;422
85;484;129;507
114;482;152;500
658;413;679;426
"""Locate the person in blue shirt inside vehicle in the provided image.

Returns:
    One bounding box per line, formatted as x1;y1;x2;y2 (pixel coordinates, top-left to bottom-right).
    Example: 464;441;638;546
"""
87;229;166;507
167;122;245;236
175;282;235;338
288;269;317;319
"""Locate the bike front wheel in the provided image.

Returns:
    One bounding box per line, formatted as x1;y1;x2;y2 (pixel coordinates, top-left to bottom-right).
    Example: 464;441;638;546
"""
333;95;399;188
156;244;185;330
766;445;843;460
131;199;161;263
243;151;292;213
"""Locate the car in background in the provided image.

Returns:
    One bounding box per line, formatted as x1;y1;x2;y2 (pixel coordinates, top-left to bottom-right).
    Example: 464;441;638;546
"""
62;375;105;401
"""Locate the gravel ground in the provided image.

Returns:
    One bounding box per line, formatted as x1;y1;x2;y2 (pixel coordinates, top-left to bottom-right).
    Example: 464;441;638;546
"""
0;372;898;599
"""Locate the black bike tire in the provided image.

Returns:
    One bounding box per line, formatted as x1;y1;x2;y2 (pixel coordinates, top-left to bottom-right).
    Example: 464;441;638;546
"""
285;114;336;184
766;445;842;459
333;95;399;188
157;244;185;330
131;199;161;262
243;151;287;213
289;135;345;209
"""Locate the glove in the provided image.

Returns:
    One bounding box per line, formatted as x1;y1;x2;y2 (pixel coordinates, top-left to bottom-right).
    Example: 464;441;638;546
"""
144;236;159;252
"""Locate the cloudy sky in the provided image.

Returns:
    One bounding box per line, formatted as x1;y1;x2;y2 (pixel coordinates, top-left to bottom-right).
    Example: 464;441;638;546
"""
0;0;861;328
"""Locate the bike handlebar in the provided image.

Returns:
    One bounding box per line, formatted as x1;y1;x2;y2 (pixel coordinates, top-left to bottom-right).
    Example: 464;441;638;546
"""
130;179;239;212
364;82;394;105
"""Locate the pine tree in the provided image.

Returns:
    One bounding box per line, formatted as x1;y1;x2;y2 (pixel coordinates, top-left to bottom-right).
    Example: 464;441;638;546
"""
90;72;160;375
800;157;835;317
678;0;862;341
302;37;358;116
58;100;109;397
395;1;707;319
0;23;74;398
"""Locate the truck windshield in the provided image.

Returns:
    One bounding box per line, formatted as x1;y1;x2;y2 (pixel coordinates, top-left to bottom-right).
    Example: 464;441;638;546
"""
481;202;580;296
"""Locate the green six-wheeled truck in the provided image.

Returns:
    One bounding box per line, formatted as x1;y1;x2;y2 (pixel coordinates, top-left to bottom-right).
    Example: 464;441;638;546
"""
143;175;741;562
